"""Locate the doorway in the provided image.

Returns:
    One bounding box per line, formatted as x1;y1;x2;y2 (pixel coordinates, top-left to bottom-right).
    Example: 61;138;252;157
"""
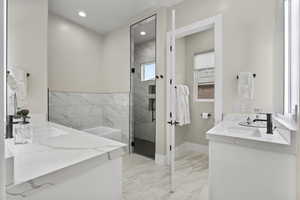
166;13;223;192
130;15;157;159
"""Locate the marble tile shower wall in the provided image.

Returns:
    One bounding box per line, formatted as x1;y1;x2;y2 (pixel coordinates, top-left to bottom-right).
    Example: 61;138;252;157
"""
49;91;130;141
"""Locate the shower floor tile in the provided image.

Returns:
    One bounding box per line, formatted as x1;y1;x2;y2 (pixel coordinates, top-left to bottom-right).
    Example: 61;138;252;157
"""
133;137;155;159
122;150;208;200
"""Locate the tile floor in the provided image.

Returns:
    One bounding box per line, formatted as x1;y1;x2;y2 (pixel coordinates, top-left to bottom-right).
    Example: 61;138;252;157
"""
122;150;209;200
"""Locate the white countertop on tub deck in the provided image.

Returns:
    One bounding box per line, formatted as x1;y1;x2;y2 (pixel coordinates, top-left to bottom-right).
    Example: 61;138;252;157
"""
5;122;127;187
206;114;291;146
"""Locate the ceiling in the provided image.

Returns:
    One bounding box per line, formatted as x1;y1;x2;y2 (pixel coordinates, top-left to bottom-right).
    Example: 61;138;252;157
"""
49;0;185;35
132;16;156;44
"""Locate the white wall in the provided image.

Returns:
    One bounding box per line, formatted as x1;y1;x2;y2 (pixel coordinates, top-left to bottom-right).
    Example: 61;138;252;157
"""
168;0;277;114
175;38;186;85
48;14;130;94
101;27;130;93
8;0;48;116
154;9;168;156
48;13;105;93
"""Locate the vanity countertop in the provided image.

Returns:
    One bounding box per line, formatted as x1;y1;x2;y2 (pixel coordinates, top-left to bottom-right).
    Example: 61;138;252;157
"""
207;114;291;146
5;122;127;187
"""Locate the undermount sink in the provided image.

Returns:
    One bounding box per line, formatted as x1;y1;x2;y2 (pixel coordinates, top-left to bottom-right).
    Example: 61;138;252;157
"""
238;121;266;128
225;126;262;138
207;114;290;146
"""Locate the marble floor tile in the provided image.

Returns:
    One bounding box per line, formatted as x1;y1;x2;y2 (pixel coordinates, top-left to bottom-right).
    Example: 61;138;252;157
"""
122;150;208;200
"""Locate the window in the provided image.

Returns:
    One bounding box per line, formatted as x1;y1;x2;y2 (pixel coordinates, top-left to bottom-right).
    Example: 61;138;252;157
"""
284;0;291;114
141;62;155;81
193;51;215;102
284;0;299;116
194;51;215;70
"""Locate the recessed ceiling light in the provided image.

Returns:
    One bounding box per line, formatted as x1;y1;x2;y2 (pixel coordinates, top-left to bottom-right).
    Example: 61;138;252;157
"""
78;11;87;18
140;31;146;36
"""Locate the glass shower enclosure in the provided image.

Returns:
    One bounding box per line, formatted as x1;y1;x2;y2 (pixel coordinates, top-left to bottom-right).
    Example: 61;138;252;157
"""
130;15;157;159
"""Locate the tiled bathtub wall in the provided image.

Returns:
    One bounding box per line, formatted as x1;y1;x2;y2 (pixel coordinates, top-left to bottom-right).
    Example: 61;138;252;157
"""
49;91;130;142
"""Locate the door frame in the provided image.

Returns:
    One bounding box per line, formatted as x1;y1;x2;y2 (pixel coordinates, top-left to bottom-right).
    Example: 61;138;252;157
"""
166;14;223;165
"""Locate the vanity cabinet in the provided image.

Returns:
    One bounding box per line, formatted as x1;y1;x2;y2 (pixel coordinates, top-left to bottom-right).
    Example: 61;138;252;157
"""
208;140;296;200
207;115;296;200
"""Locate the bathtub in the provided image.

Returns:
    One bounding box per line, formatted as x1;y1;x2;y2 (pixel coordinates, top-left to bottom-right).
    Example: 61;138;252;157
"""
83;126;123;143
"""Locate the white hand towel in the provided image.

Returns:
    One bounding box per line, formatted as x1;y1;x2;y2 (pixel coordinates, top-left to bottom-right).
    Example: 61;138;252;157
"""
238;72;254;100
8;67;28;110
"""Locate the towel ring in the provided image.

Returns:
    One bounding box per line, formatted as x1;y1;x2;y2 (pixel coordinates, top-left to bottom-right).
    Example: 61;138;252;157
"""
236;73;256;79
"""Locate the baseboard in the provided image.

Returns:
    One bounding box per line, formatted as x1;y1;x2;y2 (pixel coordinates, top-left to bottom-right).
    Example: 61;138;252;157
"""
155;153;167;166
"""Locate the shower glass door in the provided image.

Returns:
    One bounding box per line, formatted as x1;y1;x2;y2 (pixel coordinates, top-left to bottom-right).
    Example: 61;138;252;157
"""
130;15;157;159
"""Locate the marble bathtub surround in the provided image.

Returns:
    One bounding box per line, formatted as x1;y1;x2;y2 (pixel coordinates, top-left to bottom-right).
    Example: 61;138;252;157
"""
49;91;130;144
5;122;126;187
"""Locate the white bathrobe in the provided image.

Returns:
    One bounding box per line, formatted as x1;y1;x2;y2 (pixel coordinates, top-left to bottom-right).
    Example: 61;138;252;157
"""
176;85;191;126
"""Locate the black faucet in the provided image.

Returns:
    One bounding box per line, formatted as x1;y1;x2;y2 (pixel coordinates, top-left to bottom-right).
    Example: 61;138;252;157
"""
6;115;18;139
253;113;273;134
6;109;30;139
